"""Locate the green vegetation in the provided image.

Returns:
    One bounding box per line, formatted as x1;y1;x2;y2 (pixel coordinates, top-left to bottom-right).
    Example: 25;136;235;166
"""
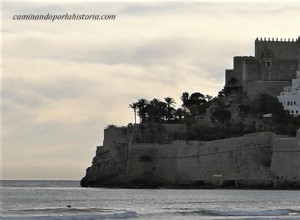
128;88;300;143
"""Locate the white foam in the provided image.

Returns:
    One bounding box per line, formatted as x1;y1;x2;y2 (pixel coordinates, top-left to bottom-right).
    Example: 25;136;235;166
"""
0;211;138;220
207;209;291;216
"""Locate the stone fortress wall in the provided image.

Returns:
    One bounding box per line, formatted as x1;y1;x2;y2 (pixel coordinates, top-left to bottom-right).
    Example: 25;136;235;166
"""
125;126;300;187
126;132;274;186
270;130;300;184
82;125;300;188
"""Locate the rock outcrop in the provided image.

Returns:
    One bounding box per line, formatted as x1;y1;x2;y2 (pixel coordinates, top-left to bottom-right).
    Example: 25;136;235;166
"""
80;148;127;187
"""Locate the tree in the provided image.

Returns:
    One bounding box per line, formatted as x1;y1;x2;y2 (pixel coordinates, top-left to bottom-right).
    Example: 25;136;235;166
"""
180;92;190;108
164;97;176;122
157;100;168;122
218;89;225;98
205;95;213;102
236;104;250;134
148;98;160;122
136;99;149;123
190;92;205;100
129;102;138;124
189;92;207;115
238;104;250;119
180;92;208;116
257;93;290;124
174;107;189;122
211;107;232;130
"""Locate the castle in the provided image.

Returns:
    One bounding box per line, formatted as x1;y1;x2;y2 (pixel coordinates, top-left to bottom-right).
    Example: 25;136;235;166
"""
225;37;300;100
81;37;300;189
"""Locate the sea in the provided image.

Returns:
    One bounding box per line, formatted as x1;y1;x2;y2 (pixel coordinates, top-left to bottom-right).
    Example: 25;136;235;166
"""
1;180;300;220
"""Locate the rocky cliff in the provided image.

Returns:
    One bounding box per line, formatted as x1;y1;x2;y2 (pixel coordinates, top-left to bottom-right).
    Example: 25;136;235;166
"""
80;147;127;187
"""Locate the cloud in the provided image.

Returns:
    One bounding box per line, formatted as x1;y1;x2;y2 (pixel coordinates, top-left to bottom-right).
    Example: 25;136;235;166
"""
2;1;300;180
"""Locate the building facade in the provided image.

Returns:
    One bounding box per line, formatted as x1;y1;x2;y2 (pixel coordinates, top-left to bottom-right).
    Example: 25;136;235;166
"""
278;70;300;116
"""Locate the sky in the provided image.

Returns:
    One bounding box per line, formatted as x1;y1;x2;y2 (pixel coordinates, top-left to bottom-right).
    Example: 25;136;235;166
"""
1;1;300;180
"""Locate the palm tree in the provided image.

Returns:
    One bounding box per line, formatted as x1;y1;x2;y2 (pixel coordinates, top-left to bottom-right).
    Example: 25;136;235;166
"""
165;97;176;107
158;101;168;122
164;97;176;122
136;99;149;123
148;98;161;122
129;102;138;124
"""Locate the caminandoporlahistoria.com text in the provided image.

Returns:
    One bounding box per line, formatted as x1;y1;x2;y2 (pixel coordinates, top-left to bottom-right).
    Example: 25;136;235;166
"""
13;13;116;21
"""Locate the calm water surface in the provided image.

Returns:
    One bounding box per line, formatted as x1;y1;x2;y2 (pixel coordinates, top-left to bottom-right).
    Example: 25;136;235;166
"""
1;180;300;219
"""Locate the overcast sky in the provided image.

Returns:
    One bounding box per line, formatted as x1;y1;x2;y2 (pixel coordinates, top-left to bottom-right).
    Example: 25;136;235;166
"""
2;1;300;180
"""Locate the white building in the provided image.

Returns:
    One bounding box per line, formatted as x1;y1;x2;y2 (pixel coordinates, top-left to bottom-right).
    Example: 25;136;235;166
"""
278;70;300;116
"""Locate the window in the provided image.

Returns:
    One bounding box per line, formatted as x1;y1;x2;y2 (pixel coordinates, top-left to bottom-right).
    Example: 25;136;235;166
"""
140;155;151;162
291;110;294;114
296;110;298;114
290;65;294;70
280;64;284;69
294;101;296;105
266;60;272;68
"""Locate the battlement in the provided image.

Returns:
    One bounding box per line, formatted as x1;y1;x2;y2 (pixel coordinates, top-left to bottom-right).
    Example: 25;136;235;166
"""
256;37;300;42
234;56;255;58
255;36;299;61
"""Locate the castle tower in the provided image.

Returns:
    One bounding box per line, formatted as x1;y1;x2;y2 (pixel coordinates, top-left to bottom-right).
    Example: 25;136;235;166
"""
225;37;300;101
255;37;298;61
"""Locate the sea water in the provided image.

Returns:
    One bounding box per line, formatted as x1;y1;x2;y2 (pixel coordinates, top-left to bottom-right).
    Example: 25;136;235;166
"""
1;180;300;220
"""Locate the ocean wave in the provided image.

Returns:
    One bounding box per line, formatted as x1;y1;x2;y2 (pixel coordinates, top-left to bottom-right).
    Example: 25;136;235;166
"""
197;208;299;216
140;208;300;218
2;208;300;219
0;211;138;220
4;207;117;214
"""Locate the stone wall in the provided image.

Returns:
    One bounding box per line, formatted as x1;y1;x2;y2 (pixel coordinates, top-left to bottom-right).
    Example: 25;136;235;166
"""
81;125;300;188
270;130;300;184
233;56;247;85
102;126;128;161
245;81;291;101
126;132;275;186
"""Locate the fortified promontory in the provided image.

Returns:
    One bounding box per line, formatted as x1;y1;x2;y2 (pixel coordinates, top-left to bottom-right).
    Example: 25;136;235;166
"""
81;37;300;188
